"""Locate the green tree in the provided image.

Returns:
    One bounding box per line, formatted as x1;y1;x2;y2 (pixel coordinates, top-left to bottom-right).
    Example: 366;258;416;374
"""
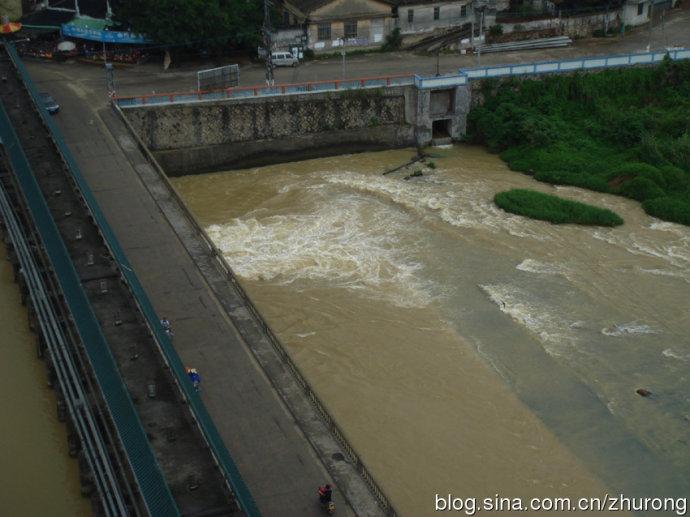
112;0;263;50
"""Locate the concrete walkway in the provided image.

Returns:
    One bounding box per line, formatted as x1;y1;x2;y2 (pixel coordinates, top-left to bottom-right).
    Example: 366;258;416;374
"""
27;64;381;516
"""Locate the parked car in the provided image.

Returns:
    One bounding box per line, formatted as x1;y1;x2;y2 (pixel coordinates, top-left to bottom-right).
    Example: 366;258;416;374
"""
39;92;60;114
271;51;298;67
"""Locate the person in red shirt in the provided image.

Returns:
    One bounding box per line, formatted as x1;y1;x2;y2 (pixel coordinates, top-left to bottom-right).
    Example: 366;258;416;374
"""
318;484;332;504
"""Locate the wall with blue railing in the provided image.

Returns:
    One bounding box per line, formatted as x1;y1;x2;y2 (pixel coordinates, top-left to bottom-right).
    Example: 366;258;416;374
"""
116;48;690;107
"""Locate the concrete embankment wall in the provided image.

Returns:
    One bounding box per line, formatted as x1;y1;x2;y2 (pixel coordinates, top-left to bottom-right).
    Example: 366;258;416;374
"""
123;87;419;175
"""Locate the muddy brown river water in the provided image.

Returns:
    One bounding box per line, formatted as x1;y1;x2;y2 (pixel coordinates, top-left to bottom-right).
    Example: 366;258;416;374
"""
0;246;89;515
172;146;689;516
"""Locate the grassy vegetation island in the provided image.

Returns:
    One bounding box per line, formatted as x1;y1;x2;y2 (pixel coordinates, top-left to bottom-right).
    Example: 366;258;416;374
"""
494;189;624;226
467;58;690;226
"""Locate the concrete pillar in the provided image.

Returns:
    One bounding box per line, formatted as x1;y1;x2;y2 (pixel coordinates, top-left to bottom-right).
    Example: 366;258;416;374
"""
415;89;433;147
450;85;471;139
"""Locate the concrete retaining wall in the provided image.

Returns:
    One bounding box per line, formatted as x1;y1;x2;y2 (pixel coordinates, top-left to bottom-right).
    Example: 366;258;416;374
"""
123;87;419;175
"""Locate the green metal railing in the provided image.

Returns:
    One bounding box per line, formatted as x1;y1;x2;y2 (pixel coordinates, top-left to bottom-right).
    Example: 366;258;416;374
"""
0;95;179;517
4;42;260;516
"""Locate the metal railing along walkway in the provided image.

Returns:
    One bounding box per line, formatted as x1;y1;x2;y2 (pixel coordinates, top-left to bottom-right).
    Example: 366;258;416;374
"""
0;149;130;516
460;47;690;79
0;94;178;516
5;41;260;516
114;47;690;107
115;73;414;107
113;102;400;516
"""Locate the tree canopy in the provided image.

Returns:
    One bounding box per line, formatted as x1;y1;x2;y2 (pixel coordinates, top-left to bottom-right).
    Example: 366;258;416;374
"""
112;0;264;50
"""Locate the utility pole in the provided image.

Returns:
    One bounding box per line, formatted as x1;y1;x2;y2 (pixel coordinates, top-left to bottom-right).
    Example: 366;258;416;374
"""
648;4;653;52
263;0;274;86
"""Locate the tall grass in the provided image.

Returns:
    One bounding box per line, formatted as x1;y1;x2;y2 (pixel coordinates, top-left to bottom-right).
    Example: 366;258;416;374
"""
468;58;690;226
494;189;624;226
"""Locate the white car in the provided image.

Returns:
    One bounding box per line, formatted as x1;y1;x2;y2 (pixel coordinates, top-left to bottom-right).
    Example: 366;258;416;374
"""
271;51;299;67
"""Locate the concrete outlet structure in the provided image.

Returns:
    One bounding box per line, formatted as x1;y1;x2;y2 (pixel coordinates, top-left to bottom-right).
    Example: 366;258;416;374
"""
121;83;471;174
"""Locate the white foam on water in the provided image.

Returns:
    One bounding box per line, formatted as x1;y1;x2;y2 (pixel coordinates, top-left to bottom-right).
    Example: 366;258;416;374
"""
649;221;687;235
591;227;690;280
662;348;690;362
323;172;550;241
516;259;569;277
480;283;577;356
206;195;433;308
636;267;686;279
601;322;659;337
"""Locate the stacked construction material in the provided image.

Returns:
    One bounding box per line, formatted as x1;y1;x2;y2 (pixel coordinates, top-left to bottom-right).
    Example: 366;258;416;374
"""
474;36;572;53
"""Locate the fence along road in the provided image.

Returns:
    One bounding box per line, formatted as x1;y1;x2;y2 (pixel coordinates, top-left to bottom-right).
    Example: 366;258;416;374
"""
114;47;690;107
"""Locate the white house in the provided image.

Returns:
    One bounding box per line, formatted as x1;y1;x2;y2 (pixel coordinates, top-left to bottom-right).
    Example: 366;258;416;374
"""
396;0;474;34
621;0;651;27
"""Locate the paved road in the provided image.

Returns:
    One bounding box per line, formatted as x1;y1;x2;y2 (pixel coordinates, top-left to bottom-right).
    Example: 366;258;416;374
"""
26;62;378;516
24;7;690;104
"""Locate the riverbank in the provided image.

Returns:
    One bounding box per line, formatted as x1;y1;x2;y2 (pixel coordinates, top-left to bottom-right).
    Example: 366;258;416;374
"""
467;58;690;226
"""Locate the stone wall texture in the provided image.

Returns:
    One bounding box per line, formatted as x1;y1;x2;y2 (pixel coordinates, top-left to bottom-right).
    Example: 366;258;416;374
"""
123;87;416;174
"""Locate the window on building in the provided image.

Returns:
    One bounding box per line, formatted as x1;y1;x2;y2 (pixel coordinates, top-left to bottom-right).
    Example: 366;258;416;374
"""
637;2;644;15
460;5;467;17
434;6;440;20
408;9;414;23
344;20;358;39
317;22;331;41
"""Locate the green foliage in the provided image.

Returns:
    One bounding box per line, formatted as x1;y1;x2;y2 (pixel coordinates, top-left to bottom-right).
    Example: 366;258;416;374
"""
534;171;611;193
467;61;690;226
642;197;690;226
113;0;263;49
303;48;315;60
494;189;624;226
382;28;402;51
488;24;504;37
619;177;665;201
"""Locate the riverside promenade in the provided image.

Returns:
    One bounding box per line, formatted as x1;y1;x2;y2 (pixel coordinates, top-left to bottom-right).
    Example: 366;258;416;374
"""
25;62;381;516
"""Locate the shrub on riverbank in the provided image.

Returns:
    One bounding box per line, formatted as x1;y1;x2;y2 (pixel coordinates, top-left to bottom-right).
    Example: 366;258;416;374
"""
495;189;624;226
467;58;690;226
642;197;690;226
